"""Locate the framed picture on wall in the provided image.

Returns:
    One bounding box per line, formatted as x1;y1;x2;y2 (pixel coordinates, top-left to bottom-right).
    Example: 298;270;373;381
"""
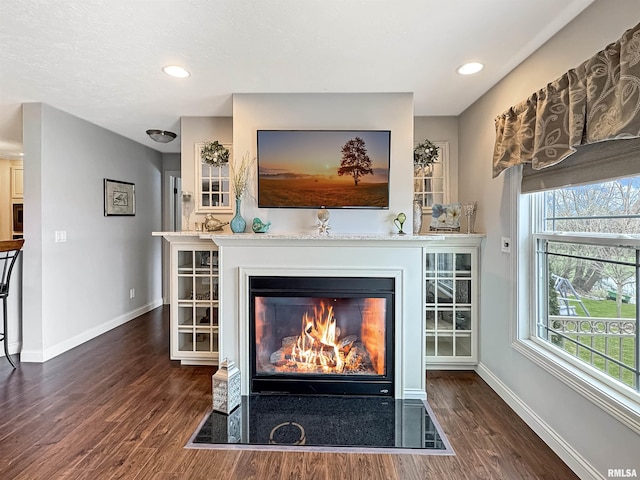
104;179;136;216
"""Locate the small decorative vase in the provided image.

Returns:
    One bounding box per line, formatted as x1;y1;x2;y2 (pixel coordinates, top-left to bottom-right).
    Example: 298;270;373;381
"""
230;197;246;233
413;199;422;234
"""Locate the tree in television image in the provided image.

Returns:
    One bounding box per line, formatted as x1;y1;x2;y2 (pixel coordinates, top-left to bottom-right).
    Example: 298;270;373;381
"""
338;137;373;186
257;130;390;209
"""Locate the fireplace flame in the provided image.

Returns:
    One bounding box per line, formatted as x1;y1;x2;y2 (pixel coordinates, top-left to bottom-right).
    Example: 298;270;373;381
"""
257;297;385;375
292;302;344;372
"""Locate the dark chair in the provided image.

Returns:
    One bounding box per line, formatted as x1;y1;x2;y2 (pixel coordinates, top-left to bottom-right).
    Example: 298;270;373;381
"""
0;239;24;368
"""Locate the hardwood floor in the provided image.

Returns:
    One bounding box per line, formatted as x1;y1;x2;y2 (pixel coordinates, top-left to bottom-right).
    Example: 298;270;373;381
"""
0;307;578;479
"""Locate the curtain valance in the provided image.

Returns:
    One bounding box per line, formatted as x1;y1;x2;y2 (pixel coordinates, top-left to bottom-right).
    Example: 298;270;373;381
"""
492;21;640;179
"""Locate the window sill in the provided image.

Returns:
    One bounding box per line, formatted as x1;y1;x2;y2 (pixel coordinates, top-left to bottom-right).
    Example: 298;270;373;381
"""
512;337;640;435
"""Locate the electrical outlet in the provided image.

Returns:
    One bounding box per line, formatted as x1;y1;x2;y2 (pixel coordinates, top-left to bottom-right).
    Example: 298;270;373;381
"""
129;288;135;299
501;236;511;253
55;231;67;243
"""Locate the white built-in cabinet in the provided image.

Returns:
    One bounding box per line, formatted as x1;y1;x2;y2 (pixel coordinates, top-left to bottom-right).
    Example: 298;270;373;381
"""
170;240;220;364
424;241;480;368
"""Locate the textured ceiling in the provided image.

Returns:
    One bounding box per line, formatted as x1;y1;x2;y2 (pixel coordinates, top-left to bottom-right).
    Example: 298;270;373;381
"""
0;0;595;155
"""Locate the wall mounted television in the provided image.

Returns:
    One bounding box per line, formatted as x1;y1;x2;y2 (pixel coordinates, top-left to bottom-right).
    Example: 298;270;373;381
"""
257;130;391;209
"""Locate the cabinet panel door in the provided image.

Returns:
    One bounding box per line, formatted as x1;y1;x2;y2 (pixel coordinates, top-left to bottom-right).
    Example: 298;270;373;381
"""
11;167;23;199
424;246;478;367
171;242;220;364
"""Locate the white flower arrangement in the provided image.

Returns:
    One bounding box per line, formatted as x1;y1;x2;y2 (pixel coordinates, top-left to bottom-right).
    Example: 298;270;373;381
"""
231;151;255;199
201;141;230;166
414;139;440;165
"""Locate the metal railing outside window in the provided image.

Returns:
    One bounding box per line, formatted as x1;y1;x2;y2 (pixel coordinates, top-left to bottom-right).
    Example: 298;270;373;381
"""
534;235;639;393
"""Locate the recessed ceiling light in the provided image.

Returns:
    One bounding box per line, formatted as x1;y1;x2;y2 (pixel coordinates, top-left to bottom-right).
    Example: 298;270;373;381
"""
457;62;484;75
162;65;191;78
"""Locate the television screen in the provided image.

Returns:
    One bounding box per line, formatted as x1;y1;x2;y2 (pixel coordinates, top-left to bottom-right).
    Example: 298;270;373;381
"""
257;130;391;209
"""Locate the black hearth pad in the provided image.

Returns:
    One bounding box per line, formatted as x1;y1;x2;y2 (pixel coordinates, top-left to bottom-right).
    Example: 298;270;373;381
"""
186;395;454;455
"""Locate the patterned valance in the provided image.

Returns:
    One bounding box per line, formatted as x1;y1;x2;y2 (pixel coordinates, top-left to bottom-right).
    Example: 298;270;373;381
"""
492;21;640;178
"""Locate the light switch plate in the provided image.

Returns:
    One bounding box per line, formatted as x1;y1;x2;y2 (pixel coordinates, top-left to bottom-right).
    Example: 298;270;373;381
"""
501;236;511;253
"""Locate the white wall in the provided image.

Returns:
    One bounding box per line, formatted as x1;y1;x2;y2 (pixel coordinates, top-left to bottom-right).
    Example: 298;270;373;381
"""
232;93;414;234
459;1;639;476
21;103;163;361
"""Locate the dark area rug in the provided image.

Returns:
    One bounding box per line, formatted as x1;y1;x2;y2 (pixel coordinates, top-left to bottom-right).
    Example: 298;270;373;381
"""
186;395;454;455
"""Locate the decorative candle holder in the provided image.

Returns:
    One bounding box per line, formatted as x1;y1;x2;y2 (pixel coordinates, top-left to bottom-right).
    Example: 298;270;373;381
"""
212;359;241;414
317;207;331;235
462;201;477;234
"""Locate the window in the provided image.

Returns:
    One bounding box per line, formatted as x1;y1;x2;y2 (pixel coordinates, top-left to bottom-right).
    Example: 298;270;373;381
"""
413;141;449;211
532;177;640;398
195;143;232;213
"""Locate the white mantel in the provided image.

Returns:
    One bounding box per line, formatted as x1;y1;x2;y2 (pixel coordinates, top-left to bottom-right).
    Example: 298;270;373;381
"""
154;231;483;399
166;231;480;400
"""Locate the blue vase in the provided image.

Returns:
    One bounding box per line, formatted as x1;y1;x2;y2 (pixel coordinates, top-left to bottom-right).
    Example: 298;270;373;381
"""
230;197;246;233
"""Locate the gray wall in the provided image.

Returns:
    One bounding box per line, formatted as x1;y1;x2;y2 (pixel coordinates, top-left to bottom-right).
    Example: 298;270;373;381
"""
162;152;180;173
459;1;639;476
21;103;163;361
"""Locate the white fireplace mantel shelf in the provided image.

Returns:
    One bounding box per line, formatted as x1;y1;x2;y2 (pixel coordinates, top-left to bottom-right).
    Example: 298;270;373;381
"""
152;231;485;248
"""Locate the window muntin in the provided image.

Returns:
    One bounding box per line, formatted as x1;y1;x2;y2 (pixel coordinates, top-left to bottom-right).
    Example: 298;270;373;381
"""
533;177;640;396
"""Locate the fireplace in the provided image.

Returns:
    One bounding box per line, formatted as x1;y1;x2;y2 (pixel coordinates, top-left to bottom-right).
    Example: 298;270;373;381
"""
249;276;395;396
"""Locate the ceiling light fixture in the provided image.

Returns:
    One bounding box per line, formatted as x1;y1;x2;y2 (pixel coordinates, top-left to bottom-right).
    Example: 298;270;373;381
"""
146;129;177;143
456;62;484;75
162;65;191;78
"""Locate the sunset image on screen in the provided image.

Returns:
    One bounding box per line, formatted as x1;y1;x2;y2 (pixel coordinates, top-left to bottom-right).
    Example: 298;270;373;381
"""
257;130;390;208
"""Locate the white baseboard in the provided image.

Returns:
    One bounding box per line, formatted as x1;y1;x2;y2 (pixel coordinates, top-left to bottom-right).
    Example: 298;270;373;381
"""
403;388;427;400
426;363;476;370
20;299;163;363
0;340;22;358
475;363;604;480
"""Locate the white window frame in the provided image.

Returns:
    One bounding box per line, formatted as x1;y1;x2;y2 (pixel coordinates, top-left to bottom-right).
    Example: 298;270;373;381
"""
413;141;449;212
508;167;640;435
194;142;233;214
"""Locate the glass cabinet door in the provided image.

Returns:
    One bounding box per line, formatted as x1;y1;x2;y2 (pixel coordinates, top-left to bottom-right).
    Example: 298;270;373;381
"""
425;248;477;365
172;244;220;363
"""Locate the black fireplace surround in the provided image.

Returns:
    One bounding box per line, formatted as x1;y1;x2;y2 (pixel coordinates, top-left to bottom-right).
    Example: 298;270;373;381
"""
249;276;395;396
